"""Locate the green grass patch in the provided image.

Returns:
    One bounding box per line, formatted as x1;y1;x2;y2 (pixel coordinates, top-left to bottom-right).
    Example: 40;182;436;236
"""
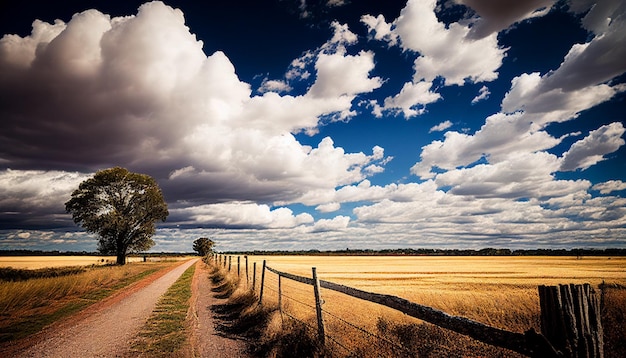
131;263;195;357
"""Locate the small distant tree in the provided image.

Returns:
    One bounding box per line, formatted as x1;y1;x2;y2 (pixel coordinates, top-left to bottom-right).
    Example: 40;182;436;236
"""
193;237;214;257
65;167;169;265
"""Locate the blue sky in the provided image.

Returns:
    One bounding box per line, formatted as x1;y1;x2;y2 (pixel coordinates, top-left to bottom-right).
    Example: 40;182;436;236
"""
0;0;625;252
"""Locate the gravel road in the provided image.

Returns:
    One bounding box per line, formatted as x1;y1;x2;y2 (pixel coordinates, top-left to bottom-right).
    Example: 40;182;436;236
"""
14;258;198;358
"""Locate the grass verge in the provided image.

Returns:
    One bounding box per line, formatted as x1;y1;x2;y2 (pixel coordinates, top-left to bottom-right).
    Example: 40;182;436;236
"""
0;262;176;344
131;263;196;357
207;263;323;358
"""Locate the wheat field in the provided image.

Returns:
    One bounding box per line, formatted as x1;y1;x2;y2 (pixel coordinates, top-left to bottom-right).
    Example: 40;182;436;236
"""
234;255;626;357
0;256;147;269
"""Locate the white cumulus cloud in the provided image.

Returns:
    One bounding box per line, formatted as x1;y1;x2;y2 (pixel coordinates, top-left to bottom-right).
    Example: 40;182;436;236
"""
560;122;626;171
172;202;314;229
310;215;351;232
378;81;442;118
593;180;626;194
0;2;388;216
429;120;453;133
393;0;506;85
471;85;491;104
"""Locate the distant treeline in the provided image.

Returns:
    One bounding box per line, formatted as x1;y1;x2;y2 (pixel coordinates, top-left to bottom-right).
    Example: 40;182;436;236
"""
224;247;626;256
0;250;195;256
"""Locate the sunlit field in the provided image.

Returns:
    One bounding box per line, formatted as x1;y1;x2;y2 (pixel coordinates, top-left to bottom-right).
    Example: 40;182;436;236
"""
0;256;145;269
0;260;181;344
237;255;626;357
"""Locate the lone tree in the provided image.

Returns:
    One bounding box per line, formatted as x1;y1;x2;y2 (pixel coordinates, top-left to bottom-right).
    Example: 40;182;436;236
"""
65;167;169;265
192;237;214;257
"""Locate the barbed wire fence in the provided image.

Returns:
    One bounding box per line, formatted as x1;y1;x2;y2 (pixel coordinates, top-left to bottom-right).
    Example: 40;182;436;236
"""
258;264;406;357
213;254;603;358
225;256;490;357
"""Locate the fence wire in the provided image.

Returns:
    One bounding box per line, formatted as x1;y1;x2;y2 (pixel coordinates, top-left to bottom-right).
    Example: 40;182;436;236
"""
321;306;413;355
260;267;417;358
235;259;532;358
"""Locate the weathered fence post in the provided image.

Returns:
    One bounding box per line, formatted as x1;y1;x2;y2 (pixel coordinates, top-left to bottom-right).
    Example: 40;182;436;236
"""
259;260;267;304
312;267;326;347
228;256;232;272
223;254;226;268
237;256;241;277
245;256;249;288
538;283;603;358
278;274;282;312
253;262;257;291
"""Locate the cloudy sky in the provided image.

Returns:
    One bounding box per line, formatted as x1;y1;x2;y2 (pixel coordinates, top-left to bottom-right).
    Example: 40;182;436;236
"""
1;0;625;253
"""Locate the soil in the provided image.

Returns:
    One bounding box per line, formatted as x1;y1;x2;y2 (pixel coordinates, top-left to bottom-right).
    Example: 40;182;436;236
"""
189;261;250;358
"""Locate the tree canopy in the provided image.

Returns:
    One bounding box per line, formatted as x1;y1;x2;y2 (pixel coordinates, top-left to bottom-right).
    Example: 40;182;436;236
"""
65;167;168;264
193;237;214;257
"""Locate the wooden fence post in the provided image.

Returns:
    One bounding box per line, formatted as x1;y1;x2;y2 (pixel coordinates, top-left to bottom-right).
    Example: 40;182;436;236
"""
245;256;249;288
253;262;257;292
259;260;267;304
223;254;226;268
237;256;241;277
228;256;232;272
539;284;603;358
312;267;326;347
278;274;282;312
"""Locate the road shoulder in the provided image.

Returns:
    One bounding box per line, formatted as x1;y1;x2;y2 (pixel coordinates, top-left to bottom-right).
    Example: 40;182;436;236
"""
189;260;250;358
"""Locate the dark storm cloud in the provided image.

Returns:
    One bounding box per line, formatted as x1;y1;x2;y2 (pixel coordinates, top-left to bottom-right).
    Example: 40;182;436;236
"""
458;0;556;39
0;2;384;199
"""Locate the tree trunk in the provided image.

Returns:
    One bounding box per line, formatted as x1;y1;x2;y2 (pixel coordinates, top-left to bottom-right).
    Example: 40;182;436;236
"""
116;249;126;265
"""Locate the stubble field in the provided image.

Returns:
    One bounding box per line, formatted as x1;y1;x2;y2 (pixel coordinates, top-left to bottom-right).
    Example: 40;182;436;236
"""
239;255;626;357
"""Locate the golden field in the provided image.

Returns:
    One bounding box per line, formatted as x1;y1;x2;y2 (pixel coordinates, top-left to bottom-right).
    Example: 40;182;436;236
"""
0;255;146;269
232;255;626;357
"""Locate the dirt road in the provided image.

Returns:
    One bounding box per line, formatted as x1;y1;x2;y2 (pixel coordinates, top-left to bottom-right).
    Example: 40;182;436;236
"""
13;258;198;358
190;262;249;358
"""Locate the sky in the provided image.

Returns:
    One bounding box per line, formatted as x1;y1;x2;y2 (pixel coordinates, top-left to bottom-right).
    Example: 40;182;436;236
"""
0;0;625;253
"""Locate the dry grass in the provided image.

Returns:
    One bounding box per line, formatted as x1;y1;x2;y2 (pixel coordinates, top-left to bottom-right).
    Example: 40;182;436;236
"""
0;261;178;343
236;255;626;357
207;262;324;358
